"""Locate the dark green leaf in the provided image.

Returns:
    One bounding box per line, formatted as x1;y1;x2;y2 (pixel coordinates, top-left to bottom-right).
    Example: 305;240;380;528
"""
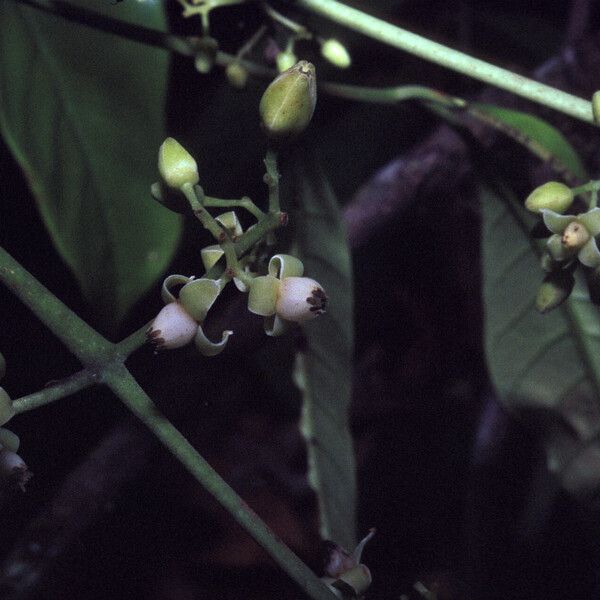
289;152;356;549
0;0;181;326
481;184;600;502
471;103;587;182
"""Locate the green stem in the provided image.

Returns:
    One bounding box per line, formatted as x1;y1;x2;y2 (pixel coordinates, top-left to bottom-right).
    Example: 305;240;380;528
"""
320;81;465;108
116;321;153;359
104;364;337;600
112;210;283;360
203;196;265;220
263;2;310;36
264;149;281;213
181;183;226;241
571;180;600;197
12;368;97;414
294;0;595;124
236;24;267;59
0;247;112;363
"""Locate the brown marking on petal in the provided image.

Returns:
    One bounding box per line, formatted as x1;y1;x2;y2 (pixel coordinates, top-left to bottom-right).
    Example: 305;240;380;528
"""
147;329;162;339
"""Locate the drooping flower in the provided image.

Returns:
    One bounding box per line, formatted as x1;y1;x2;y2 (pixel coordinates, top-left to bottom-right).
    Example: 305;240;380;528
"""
542;207;600;268
247;254;327;336
147;274;232;356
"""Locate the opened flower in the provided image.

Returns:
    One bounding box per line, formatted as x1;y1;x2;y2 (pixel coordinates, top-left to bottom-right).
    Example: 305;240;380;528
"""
542;208;600;268
147;275;232;356
246;254;327;336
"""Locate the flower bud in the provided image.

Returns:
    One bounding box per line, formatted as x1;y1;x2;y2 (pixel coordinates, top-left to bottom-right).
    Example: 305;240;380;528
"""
562;220;590;249
0;448;32;492
259;61;316;140
226;62;248;88
193;36;218;74
525;182;574;214
158;138;199;189
320;39;351;69
593;91;600;125
536;271;575;314
0;428;20;453
147;302;198;350
276;277;327;322
0;388;14;426
276;49;297;73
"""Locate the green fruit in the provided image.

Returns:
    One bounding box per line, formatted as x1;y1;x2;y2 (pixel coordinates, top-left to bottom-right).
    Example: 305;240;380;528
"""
259;60;316;140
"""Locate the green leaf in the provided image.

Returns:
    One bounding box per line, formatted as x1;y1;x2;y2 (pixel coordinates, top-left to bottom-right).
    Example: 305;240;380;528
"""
288;152;356;550
470;103;588;182
0;1;181;326
481;184;600;502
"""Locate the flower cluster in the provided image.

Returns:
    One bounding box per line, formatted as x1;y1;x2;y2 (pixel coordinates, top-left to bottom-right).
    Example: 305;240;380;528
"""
148;62;326;357
525;180;600;313
0;364;31;492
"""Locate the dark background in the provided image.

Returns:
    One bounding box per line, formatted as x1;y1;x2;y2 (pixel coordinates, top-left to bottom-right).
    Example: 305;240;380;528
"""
2;1;600;598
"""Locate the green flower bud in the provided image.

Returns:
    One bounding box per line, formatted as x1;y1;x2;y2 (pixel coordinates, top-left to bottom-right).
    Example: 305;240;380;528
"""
536;271;575;314
158;138;199;189
248;275;280;316
320;38;351;69
276;50;297;73
193;36;219;74
259;60;316;140
147;302;198;350
0;388;14;427
226;62;248;89
525;182;574;214
0;428;20;453
150;181;190;214
593;91;600;125
276;277;327;322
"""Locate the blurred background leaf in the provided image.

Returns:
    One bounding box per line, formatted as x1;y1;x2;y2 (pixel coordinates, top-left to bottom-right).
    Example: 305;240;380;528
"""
0;0;180;329
288;151;356;550
481;183;600;503
470;103;588;181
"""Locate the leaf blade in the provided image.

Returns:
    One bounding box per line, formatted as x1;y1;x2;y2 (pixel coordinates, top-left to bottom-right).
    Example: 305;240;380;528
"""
0;1;181;326
481;184;600;500
289;154;357;549
471;103;588;181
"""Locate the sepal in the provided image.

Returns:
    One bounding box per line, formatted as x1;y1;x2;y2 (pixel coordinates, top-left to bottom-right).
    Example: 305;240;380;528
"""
248;275;280;316
179;278;221;322
194;326;233;357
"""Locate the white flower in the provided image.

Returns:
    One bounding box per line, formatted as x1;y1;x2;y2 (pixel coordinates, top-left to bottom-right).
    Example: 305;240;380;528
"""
276;277;327;322
147;302;198;350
